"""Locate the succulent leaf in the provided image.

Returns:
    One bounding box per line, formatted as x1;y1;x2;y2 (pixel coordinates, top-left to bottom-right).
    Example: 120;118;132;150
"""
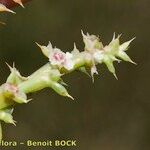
79;67;90;77
48;81;74;100
0;109;16;125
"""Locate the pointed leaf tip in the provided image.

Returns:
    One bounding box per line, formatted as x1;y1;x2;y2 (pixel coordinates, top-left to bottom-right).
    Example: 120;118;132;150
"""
91;76;95;83
35;42;49;57
35;42;41;48
91;67;98;83
112;32;116;41
59;79;68;87
13;0;25;8
79;67;90;77
113;73;118;80
0;4;16;14
26;99;33;103
66;93;74;100
12;120;17;126
119;37;135;51
35;42;43;51
81;30;86;38
5;62;13;71
129;59;137;65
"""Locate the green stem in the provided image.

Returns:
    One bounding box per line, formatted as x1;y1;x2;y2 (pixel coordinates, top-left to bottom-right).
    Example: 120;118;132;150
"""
18;63;53;93
18;54;91;94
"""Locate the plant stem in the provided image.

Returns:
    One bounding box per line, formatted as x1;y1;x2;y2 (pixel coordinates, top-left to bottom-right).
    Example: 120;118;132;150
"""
18;53;91;94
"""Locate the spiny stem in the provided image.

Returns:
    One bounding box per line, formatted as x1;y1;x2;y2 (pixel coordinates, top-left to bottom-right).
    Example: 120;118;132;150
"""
0;31;136;141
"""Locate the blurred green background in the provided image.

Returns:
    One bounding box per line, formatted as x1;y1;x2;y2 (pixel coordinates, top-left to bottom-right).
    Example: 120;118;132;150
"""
0;0;150;149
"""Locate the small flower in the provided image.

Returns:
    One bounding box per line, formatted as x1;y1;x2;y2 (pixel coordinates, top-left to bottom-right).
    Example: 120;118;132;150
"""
49;48;66;66
47;43;75;70
2;83;29;104
93;50;104;64
81;31;105;81
64;52;74;70
4;83;18;94
49;48;74;70
37;42;75;70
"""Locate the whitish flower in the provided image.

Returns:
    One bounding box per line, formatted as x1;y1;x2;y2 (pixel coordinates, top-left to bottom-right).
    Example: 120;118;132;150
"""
64;52;74;70
36;42;75;70
4;83;19;94
2;83;30;104
49;48;66;66
47;43;74;70
93;50;104;64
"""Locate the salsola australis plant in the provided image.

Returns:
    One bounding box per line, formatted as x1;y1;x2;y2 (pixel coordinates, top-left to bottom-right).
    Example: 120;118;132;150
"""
0;0;136;142
0;30;136;141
